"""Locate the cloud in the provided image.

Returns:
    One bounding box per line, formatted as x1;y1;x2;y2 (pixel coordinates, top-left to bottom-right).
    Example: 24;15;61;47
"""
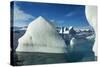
65;11;75;17
13;4;34;26
50;19;55;22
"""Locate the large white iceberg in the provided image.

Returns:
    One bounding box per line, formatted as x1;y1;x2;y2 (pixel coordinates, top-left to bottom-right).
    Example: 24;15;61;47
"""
16;16;67;53
85;6;97;56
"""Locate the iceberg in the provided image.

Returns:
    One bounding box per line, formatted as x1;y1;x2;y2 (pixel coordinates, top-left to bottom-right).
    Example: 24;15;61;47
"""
85;6;97;56
16;16;67;53
70;37;94;52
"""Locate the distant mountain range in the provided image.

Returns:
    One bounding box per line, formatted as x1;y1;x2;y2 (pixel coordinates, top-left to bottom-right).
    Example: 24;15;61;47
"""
11;26;27;31
12;25;93;33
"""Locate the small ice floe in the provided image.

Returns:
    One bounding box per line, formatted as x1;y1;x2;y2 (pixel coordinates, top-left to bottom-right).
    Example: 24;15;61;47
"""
70;36;94;52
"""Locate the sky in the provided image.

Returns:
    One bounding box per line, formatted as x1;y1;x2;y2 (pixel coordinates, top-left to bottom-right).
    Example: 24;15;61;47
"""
11;1;91;29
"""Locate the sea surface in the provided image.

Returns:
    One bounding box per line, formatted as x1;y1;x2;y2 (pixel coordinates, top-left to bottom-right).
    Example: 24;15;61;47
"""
11;30;96;66
11;50;96;66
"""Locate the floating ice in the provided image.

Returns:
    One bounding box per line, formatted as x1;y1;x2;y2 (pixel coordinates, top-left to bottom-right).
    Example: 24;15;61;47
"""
85;6;97;56
70;37;93;52
16;16;67;53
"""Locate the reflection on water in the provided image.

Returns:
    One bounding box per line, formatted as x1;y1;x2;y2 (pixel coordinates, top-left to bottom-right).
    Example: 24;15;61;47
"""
11;50;96;66
11;36;96;66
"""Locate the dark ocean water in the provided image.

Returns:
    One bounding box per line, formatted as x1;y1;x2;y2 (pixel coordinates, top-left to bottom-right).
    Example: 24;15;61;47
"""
11;51;96;66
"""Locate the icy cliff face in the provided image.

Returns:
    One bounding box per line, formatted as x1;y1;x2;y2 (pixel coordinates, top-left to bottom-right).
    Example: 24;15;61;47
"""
16;16;67;53
85;6;97;56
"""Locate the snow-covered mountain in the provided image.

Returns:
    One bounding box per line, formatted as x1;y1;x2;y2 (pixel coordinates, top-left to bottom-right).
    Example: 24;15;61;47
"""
59;26;76;35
